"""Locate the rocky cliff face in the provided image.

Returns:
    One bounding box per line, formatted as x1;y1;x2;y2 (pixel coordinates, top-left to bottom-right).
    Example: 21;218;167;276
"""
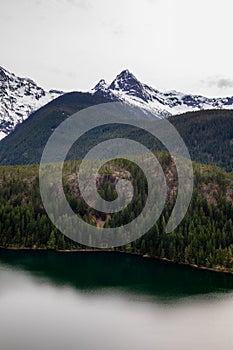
0;66;63;140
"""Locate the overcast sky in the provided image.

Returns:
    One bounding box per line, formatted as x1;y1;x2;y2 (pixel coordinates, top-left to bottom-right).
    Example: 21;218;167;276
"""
1;0;233;97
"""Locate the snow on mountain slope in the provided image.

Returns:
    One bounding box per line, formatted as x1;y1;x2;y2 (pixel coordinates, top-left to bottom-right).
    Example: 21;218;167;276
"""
91;69;233;118
0;66;63;140
1;66;233;141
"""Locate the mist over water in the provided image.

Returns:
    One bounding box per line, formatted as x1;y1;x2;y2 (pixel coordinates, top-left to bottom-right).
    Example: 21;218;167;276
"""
0;250;233;350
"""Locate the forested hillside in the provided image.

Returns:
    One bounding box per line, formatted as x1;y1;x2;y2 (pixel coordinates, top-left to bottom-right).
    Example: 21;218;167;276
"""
0;92;109;165
0;103;232;172
170;109;233;172
0;153;233;272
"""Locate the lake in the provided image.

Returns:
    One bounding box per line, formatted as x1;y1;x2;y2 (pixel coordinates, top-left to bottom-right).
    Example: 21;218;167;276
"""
0;249;233;350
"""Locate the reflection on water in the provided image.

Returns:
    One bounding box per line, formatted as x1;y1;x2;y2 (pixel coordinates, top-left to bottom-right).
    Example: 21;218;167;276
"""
0;250;233;299
0;250;233;350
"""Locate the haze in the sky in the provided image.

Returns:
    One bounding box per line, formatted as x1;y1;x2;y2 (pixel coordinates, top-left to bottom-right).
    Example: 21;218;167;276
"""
1;0;233;97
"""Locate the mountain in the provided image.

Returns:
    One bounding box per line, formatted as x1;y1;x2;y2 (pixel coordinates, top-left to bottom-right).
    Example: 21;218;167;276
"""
0;91;110;165
92;69;233;117
0;88;232;172
0;66;232;169
1;66;233;142
0;66;63;140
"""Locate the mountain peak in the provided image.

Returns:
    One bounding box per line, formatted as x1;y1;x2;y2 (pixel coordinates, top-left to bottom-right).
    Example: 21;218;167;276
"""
0;66;10;81
116;69;136;79
93;79;108;92
109;69;140;90
91;70;233;118
0;66;64;140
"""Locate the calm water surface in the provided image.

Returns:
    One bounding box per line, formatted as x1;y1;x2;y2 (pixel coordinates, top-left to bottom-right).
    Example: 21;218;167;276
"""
0;250;233;350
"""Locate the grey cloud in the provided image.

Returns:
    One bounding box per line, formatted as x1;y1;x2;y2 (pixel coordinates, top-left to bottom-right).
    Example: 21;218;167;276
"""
203;77;233;89
215;78;233;88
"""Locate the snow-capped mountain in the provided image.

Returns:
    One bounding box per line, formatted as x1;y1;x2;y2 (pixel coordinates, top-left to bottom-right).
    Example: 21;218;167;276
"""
0;66;63;140
92;69;233;118
1;66;233;141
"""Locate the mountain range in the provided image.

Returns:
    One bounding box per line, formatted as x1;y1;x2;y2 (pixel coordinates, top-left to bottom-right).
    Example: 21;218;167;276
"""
0;66;233;271
1;66;233;140
91;69;233;118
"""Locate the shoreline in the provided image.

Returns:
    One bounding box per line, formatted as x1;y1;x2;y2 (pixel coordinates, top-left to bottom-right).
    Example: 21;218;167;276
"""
0;245;233;276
